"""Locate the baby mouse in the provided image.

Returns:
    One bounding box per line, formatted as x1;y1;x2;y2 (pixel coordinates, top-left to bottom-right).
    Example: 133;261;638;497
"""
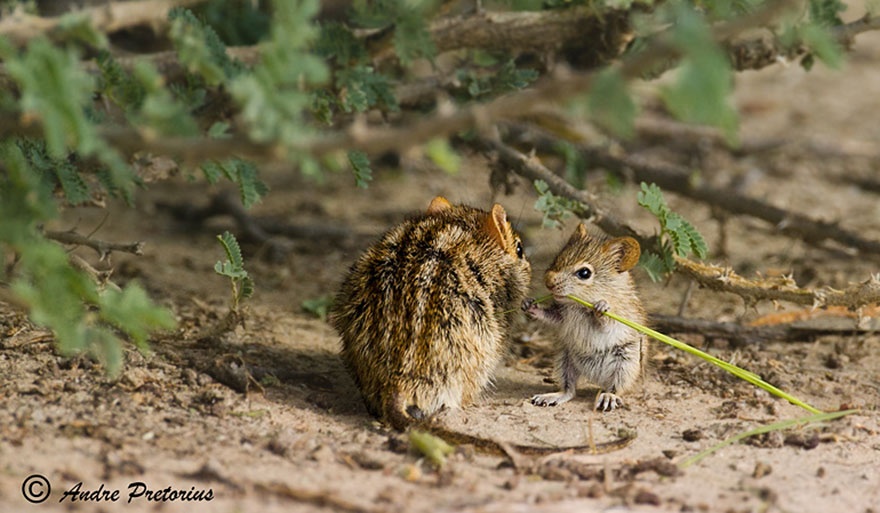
523;223;646;412
332;196;531;430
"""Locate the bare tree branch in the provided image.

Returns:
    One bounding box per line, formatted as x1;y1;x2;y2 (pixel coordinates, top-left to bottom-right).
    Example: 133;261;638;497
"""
45;229;144;260
727;13;880;71
673;256;880;309
471;132;880;311
506;124;880;257
587;149;880;256
371;6;634;67
0;0;210;47
475;134;646;243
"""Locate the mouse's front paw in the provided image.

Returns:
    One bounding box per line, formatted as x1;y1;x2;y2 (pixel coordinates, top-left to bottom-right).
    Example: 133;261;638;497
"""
522;297;539;317
591;299;610;321
594;392;623;412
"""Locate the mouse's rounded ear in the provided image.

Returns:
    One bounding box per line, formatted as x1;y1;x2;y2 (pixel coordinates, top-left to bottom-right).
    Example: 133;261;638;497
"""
484;204;518;255
603;237;641;272
426;196;453;215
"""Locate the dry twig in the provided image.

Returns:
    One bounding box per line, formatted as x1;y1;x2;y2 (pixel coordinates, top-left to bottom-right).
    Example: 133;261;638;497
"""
474;133;880;311
0;0;210;47
673;257;880;309
0;0;799;164
44;229;144;260
507;125;880;257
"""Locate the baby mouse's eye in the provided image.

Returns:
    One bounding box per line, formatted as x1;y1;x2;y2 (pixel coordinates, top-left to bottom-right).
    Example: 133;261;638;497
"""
515;240;524;259
575;267;592;280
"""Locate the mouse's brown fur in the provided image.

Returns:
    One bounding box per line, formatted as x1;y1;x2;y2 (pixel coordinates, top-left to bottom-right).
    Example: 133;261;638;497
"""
332;196;531;429
524;223;647;412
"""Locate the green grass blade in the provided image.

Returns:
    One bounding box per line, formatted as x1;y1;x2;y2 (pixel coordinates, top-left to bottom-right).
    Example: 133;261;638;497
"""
678;409;858;468
566;295;823;414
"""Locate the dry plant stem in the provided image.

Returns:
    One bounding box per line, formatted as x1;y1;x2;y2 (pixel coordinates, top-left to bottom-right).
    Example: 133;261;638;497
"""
44;229;144;259
674;256;880;309
0;0;210;47
69;254;122;292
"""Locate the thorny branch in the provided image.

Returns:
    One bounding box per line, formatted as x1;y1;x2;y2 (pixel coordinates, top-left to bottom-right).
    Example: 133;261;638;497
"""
505;124;880;257
476;134;880;311
673;257;880;310
0;0;210;47
476;135;645;244
0;0;800;164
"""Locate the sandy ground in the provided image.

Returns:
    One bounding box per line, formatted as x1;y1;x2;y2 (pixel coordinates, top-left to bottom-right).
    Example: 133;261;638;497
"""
1;23;879;513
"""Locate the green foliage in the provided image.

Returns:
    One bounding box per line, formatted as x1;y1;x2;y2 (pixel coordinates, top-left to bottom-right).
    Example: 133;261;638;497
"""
460;60;539;99
588;69;637;139
57;12;109;49
348;150;373;188
637;182;707;281
553;141;588;189
97;286;177;352
781;21;844;71
336;65;399;113
196;0;271;46
409;429;455;468
315;22;367;65
2;37;96;157
533;180;584;229
808;0;846;27
132;61;200;136
214;231;255;310
680;409;856;468
0;36;136;201
352;0;437;65
425;139;461;174
17;139;92;205
661;3;737;142
201;159;269;208
95;51;147;110
302;295;334;321
168;7;244;86
313;23;398;121
0;142;175;376
230;0;328;146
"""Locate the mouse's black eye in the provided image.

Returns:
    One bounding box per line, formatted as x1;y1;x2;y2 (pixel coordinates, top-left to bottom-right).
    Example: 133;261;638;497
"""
515;240;524;259
575;267;592;280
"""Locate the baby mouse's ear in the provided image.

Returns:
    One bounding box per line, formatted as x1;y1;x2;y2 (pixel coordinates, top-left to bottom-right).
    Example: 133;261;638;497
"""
484;204;515;254
603;237;641;273
426;196;453;215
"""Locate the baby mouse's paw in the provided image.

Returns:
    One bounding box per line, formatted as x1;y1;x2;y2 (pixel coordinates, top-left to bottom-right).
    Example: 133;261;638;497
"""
522;297;539;317
594;392;623;412
592;299;610;315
